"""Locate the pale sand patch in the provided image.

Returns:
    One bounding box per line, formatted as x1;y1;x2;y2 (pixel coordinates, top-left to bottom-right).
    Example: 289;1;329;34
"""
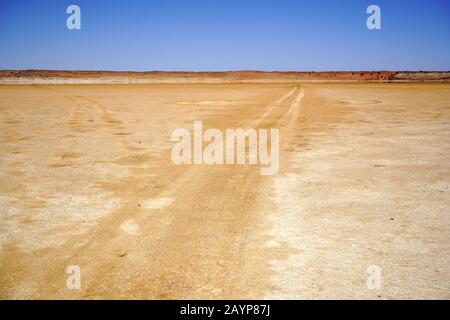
0;191;121;251
175;100;241;106
141;197;174;209
120;219;141;235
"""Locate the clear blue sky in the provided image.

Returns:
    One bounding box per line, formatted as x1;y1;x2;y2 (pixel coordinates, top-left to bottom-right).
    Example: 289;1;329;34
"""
0;0;449;71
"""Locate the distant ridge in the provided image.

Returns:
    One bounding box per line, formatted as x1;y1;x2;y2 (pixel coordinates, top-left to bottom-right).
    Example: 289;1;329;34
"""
1;70;449;84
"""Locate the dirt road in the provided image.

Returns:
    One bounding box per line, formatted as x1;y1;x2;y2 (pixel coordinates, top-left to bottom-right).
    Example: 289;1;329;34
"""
0;83;449;299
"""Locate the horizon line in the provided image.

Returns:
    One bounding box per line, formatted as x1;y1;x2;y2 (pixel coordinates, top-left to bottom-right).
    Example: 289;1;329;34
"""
1;69;449;73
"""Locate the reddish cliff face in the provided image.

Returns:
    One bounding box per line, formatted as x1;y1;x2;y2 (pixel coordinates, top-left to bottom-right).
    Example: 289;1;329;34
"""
0;70;448;82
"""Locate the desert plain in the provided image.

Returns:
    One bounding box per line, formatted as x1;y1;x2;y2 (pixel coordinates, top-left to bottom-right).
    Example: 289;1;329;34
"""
0;78;449;299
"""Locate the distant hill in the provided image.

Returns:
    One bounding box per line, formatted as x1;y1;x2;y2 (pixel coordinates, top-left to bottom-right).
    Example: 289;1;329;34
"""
0;70;449;84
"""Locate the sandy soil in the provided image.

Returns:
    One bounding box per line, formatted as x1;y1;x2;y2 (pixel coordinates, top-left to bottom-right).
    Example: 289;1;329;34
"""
0;83;449;299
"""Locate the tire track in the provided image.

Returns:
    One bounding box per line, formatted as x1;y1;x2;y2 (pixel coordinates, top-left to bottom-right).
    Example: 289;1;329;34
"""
2;85;305;299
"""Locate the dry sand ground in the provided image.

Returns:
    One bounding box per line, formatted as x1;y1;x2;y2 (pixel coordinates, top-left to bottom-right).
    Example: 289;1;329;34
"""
0;83;449;299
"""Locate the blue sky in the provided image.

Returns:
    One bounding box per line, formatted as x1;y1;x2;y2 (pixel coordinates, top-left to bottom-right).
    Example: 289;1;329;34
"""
0;0;449;71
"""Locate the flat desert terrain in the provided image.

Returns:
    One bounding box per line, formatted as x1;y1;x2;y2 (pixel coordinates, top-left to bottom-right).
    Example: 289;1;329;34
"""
0;83;449;299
